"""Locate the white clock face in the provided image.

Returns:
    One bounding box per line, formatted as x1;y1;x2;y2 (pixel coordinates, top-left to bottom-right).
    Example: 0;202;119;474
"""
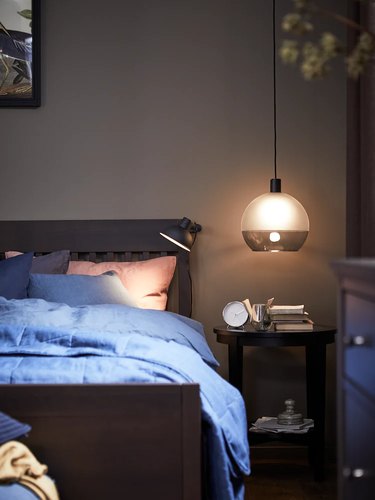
222;301;249;327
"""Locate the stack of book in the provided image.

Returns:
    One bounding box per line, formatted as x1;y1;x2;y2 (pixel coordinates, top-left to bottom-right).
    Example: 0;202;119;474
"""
268;304;314;331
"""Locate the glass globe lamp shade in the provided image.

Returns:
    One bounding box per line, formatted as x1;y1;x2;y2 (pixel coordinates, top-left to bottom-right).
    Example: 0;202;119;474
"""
241;191;309;251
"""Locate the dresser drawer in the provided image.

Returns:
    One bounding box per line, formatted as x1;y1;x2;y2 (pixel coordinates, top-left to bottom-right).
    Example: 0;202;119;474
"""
344;294;375;396
332;259;375;500
341;383;375;500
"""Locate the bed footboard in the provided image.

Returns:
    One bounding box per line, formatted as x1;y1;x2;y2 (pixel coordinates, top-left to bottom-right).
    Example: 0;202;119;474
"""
0;384;201;500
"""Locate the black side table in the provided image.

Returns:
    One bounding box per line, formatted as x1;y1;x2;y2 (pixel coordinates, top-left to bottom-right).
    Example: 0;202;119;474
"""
213;324;336;481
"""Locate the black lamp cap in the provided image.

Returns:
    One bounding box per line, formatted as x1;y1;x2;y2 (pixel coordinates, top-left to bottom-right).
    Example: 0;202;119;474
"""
178;217;191;230
270;178;281;193
178;217;202;233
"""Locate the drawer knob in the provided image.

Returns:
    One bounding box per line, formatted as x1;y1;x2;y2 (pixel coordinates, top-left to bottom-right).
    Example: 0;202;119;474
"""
343;335;369;347
343;467;371;479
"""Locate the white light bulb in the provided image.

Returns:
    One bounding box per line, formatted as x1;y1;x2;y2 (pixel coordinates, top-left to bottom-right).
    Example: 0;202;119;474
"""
269;231;281;242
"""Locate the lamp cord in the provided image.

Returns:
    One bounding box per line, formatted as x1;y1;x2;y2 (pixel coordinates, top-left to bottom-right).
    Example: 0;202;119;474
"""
273;0;277;180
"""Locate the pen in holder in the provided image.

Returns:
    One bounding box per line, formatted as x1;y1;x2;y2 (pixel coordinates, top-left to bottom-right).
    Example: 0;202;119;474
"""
251;303;272;331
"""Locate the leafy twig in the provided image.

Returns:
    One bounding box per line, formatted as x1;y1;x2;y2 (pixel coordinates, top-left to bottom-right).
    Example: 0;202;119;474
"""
17;9;32;28
280;0;375;80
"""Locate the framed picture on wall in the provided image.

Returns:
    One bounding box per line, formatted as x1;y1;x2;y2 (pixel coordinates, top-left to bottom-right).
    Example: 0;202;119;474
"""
0;0;40;107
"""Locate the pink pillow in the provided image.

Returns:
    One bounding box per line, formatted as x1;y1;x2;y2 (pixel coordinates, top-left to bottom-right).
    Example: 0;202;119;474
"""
68;256;176;310
5;251;23;258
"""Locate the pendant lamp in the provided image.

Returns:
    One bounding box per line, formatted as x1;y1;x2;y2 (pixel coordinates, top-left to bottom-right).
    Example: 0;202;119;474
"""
241;0;309;252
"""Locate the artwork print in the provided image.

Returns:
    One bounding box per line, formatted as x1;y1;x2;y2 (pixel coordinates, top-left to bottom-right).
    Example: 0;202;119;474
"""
0;0;40;106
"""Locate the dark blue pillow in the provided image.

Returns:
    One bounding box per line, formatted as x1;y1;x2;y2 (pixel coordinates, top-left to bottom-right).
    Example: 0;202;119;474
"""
0;252;33;299
27;271;138;307
30;250;70;274
6;250;70;274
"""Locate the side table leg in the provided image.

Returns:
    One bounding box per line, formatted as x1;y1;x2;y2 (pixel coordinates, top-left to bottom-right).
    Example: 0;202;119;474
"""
227;338;243;393
306;343;327;481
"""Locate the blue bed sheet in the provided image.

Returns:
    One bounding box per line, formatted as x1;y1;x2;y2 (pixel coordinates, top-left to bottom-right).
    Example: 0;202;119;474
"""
0;298;250;500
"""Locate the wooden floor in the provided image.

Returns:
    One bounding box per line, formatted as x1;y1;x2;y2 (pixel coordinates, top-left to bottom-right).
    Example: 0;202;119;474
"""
245;460;337;499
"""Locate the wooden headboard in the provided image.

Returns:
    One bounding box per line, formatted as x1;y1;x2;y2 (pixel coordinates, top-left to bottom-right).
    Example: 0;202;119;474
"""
0;219;192;316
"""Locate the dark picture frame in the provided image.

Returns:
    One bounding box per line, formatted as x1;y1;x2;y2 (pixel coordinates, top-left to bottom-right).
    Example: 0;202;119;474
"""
0;0;41;107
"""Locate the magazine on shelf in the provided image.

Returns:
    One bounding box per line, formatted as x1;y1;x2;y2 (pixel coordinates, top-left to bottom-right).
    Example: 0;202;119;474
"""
250;416;314;434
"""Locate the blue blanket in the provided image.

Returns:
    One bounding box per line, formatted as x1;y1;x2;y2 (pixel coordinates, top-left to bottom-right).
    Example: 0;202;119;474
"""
0;298;250;500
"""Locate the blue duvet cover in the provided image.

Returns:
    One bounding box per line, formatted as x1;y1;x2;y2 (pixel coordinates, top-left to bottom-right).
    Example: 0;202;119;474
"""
0;297;250;500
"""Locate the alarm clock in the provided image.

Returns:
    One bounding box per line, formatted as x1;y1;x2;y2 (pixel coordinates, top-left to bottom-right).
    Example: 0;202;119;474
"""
222;301;249;328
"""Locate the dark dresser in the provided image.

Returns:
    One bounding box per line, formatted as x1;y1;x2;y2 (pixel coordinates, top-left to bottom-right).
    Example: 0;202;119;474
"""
332;259;375;499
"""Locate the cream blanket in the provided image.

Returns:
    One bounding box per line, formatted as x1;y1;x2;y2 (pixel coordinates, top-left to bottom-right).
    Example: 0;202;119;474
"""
0;441;59;500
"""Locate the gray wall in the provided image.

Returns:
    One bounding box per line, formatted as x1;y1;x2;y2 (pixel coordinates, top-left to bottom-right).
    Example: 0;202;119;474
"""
0;0;346;447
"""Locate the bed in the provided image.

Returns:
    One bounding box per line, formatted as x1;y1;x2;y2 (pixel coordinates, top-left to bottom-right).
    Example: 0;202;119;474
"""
0;219;250;500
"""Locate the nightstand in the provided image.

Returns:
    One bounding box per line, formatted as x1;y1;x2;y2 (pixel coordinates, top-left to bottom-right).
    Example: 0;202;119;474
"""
213;324;336;480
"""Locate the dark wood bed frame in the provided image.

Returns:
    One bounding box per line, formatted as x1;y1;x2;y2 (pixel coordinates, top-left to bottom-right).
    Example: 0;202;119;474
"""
0;219;201;500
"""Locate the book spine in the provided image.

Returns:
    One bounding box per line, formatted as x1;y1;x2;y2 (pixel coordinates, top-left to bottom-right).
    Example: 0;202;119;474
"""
269;305;305;315
274;323;313;331
269;313;309;321
269;309;304;315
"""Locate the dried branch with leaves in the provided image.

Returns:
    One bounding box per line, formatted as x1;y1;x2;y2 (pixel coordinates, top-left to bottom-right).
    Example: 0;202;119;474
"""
279;0;375;79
